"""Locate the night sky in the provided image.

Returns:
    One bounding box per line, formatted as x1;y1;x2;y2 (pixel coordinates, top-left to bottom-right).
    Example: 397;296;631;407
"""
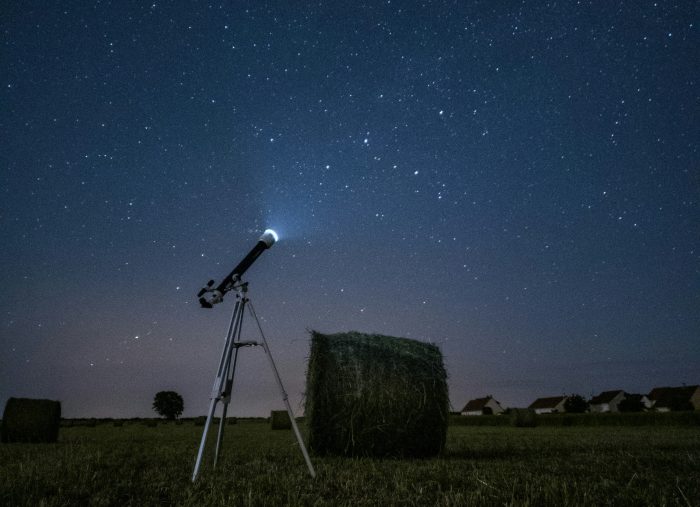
2;1;698;418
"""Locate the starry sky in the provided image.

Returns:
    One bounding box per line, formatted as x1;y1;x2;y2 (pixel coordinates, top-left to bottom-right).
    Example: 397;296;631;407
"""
1;1;698;418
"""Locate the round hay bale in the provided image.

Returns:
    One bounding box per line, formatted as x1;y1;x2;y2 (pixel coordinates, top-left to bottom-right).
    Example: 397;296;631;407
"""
305;330;449;457
270;410;291;430
1;397;61;443
510;408;537;427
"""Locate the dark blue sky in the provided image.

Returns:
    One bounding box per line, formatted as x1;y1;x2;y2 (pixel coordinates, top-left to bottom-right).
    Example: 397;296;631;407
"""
1;1;698;417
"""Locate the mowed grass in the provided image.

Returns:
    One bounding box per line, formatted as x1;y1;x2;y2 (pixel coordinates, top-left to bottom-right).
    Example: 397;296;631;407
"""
1;420;698;506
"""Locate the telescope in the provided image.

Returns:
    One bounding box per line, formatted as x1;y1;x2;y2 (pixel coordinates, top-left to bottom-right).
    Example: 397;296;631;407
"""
197;229;278;308
191;226;315;481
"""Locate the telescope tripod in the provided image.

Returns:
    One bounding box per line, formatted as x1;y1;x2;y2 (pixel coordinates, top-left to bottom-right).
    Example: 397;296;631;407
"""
191;282;316;481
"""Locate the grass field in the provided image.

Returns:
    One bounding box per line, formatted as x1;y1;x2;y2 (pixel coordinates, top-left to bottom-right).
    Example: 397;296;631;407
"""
1;419;698;506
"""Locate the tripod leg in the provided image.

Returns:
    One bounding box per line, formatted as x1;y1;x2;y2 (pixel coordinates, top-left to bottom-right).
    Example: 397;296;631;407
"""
192;298;243;482
192;397;219;482
213;296;245;469
213;401;228;468
247;302;317;478
281;386;317;478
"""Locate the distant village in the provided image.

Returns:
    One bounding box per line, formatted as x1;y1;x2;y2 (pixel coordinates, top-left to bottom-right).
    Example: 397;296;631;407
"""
459;384;700;416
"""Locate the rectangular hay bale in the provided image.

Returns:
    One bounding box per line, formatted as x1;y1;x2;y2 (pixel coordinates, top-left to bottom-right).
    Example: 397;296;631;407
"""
305;331;449;457
1;397;61;443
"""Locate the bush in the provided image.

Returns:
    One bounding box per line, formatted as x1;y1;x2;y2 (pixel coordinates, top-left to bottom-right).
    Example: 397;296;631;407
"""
270;410;292;430
618;397;645;412
564;395;589;413
305;331;449;457
449;415;510;426
510;409;537;428
535;411;700;427
1;398;61;443
451;411;700;427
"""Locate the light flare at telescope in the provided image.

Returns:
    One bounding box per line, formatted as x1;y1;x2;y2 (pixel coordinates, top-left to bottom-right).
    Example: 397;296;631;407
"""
197;229;278;308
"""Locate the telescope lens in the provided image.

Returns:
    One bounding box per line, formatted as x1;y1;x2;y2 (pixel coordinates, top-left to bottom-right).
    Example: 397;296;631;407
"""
259;229;279;248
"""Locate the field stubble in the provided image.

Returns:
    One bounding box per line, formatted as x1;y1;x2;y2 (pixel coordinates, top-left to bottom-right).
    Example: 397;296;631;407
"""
0;420;698;506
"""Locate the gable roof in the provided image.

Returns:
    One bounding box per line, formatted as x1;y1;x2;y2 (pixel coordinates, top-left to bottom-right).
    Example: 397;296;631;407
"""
648;385;699;400
461;396;495;412
528;396;567;409
648;385;699;407
590;390;624;405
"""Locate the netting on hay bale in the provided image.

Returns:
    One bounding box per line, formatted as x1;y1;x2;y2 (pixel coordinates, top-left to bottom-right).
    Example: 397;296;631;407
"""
1;397;61;443
305;331;449;457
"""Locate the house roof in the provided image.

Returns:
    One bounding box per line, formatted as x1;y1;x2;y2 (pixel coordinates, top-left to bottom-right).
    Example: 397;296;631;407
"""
648;385;699;407
528;396;567;409
461;396;495;412
590;390;624;405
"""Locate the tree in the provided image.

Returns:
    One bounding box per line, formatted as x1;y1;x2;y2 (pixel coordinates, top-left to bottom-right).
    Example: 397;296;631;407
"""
618;396;645;412
564;394;589;413
152;391;184;420
668;396;694;412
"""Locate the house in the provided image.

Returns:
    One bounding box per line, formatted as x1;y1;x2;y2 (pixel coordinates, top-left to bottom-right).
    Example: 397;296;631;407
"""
528;396;568;415
460;396;504;416
589;390;626;413
648;385;700;411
